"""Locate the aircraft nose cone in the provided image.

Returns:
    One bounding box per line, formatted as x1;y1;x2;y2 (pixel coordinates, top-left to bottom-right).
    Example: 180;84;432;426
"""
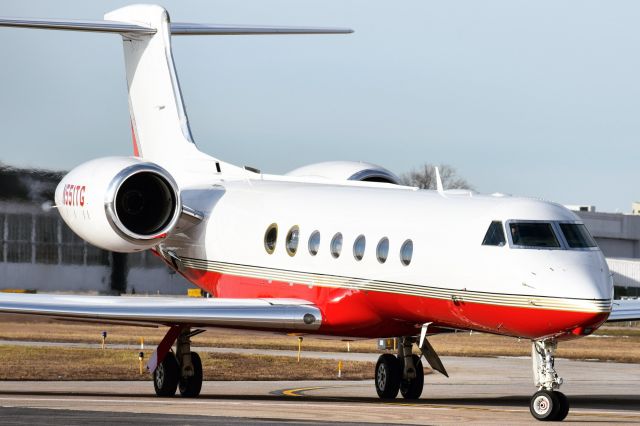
566;254;612;337
529;251;613;339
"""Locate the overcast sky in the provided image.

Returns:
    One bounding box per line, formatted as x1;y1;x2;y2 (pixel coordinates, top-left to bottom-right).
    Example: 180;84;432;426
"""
0;1;638;212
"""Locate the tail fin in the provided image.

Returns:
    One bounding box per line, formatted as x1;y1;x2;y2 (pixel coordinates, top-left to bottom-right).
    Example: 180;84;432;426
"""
105;5;195;163
0;5;352;169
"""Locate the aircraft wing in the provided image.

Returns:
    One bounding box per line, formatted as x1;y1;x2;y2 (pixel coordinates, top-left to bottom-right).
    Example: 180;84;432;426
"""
0;293;321;331
607;298;640;322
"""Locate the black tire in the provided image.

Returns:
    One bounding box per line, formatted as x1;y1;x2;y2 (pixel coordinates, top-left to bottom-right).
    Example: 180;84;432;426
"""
375;354;401;399
400;354;424;400
179;352;203;398
153;352;179;397
554;391;570;421
530;390;561;421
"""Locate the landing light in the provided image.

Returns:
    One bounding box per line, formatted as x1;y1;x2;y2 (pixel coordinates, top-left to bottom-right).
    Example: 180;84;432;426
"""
571;326;593;336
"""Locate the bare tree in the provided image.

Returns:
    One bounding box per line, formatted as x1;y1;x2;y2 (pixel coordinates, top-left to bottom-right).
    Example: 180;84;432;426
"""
400;163;473;190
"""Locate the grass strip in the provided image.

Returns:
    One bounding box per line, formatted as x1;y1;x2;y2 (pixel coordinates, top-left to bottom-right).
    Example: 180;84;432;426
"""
0;345;374;381
1;317;639;363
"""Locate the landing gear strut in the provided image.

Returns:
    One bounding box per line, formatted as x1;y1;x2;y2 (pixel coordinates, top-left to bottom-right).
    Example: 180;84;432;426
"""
530;339;569;421
374;336;428;400
399;336;424;399
151;326;204;398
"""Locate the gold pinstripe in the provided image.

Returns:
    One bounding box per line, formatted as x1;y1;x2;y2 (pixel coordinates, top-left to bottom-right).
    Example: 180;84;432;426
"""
179;257;611;314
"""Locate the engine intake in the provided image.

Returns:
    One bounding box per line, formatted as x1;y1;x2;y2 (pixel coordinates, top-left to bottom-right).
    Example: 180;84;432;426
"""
107;163;180;240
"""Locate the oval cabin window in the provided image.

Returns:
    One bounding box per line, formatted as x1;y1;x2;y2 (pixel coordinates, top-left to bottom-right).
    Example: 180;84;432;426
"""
353;235;366;261
264;223;278;254
400;239;413;266
376;237;389;263
308;230;320;256
286;226;300;256
330;233;343;258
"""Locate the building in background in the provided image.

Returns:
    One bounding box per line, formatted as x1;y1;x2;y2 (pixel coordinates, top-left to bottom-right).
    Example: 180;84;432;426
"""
574;207;640;298
564;205;596;213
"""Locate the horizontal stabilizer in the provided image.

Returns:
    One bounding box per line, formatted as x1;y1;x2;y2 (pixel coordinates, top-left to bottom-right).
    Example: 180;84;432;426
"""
608;298;640;322
0;293;322;331
0;17;352;36
0;17;154;34
170;23;353;35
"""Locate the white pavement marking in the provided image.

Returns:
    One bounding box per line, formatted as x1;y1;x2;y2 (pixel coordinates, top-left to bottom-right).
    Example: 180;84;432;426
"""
0;396;523;413
1;396;639;417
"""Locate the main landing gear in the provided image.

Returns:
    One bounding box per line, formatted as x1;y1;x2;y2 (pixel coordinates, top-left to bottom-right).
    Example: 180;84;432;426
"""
152;326;204;398
530;339;569;421
374;335;448;400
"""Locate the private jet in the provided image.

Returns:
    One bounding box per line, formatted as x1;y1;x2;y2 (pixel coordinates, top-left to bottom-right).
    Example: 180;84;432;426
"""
0;4;638;421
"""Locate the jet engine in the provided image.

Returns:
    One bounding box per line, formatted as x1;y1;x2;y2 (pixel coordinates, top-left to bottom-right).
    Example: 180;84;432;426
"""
286;161;401;184
55;157;181;252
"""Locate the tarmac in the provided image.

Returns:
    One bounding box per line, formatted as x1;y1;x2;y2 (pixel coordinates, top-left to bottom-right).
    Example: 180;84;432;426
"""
0;354;638;424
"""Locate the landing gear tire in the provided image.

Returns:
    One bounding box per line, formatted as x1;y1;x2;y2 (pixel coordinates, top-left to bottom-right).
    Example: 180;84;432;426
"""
530;390;569;421
179;352;203;398
375;354;401;399
554;392;569;421
154;352;179;397
530;390;559;421
400;354;424;400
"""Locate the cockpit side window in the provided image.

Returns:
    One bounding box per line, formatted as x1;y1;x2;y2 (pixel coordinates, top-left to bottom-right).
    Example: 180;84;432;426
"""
509;222;560;248
559;223;598;248
482;221;506;246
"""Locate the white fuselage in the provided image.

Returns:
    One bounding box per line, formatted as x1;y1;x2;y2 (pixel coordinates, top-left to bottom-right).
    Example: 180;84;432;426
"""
156;176;613;339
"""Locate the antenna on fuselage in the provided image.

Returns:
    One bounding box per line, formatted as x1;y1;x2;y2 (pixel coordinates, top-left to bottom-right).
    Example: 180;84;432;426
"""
435;167;444;194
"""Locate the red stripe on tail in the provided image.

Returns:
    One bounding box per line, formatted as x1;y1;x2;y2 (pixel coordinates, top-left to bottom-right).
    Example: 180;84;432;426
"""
131;123;141;157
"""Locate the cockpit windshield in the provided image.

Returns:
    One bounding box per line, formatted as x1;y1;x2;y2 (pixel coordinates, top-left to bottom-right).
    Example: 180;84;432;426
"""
482;221;506;246
509;222;560;248
559;223;598;248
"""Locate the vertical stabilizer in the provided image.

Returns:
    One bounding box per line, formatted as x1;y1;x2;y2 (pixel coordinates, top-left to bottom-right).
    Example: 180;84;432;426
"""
0;6;352;176
104;5;198;163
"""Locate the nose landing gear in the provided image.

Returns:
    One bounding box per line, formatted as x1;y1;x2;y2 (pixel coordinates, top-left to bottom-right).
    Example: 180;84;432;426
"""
530;339;569;421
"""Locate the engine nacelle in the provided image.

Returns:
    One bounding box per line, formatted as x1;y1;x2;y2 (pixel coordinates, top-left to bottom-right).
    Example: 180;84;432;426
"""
55;157;181;252
286;161;400;184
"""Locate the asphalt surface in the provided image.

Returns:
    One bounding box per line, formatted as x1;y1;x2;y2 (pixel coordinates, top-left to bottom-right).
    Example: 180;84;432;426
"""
0;355;638;424
0;407;381;426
